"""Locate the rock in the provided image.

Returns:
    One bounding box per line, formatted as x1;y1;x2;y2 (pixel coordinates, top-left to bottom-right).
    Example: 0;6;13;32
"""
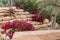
2;17;12;21
44;19;49;24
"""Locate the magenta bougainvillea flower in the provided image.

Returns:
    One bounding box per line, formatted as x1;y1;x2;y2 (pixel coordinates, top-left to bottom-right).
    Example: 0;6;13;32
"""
31;15;37;21
6;31;15;39
25;23;34;31
31;13;45;24
38;13;45;23
2;22;11;32
1;20;34;39
31;9;37;14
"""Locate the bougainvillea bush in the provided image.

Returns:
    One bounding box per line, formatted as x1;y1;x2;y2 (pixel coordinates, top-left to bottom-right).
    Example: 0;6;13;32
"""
1;20;34;39
31;12;45;24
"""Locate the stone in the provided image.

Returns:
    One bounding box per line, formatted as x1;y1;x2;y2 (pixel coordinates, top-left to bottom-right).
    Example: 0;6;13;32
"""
2;17;11;21
44;19;49;24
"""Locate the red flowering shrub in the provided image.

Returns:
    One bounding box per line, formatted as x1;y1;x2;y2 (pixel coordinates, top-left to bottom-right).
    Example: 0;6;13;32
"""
31;13;45;24
21;22;34;31
31;15;37;21
2;22;11;32
31;9;37;14
6;31;14;39
1;20;34;39
38;13;45;24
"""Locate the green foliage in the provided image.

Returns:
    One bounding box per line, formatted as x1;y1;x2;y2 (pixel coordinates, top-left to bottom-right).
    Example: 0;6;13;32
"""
1;0;8;5
14;0;38;12
14;0;60;24
38;5;52;20
44;5;52;20
19;0;38;12
26;1;38;12
40;0;60;24
2;0;7;4
56;8;60;24
57;14;60;24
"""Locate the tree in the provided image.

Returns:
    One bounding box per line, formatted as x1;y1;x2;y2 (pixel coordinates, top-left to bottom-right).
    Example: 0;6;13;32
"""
48;0;60;29
40;0;60;29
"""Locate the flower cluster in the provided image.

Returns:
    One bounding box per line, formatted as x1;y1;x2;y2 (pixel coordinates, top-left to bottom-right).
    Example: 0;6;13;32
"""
1;20;34;39
31;9;37;14
31;13;45;24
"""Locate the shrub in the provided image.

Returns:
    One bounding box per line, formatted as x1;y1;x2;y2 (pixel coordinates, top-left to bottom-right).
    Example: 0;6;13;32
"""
44;5;52;20
1;20;34;39
56;9;60;24
14;0;38;12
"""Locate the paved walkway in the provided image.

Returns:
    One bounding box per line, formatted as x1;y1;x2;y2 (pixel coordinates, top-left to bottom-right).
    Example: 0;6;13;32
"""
12;30;60;40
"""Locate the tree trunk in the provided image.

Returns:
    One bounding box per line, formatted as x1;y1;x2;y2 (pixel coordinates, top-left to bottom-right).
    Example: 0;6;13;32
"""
51;5;57;30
